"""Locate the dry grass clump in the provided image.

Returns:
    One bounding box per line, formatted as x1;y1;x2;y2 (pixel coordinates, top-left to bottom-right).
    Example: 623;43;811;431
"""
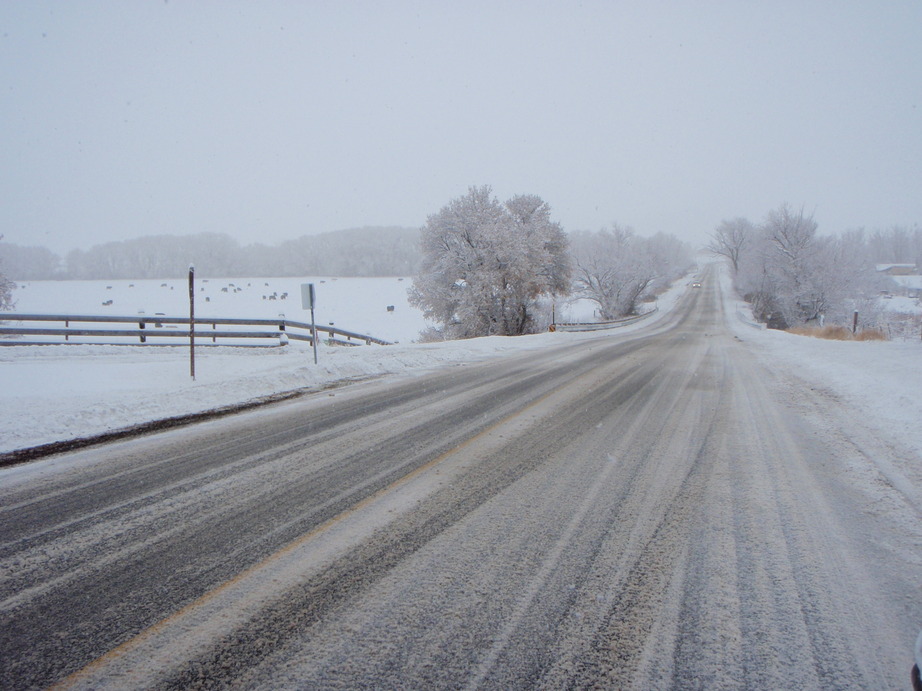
853;328;888;341
786;325;888;341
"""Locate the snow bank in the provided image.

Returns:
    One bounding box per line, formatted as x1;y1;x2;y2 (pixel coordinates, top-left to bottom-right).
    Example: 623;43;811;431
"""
2;268;919;465
0;275;682;455
723;267;922;460
0;338;530;453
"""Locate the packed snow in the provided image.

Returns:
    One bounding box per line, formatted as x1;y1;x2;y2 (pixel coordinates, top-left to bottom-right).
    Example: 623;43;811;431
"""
1;270;920;462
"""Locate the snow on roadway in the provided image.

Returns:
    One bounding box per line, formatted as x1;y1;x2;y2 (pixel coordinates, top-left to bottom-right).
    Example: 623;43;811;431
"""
2;265;922;688
721;267;922;581
1;269;921;468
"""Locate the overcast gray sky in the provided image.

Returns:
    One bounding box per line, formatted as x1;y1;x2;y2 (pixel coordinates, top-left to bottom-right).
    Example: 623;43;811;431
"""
2;1;920;255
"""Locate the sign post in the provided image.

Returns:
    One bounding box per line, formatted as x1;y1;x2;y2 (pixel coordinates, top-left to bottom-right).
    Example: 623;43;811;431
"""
301;282;318;364
189;264;195;380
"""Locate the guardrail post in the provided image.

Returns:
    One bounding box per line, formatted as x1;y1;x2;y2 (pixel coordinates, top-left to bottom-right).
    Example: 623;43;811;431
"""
139;320;146;343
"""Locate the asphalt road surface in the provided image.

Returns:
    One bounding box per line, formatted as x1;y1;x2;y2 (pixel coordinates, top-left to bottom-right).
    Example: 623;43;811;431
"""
2;269;919;689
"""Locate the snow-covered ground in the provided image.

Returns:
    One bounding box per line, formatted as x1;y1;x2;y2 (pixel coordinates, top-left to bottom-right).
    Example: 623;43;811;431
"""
10;276;429;345
891;274;922;294
7;275;600;345
0;276;598;454
722;269;922;464
885;295;922;314
1;269;920;463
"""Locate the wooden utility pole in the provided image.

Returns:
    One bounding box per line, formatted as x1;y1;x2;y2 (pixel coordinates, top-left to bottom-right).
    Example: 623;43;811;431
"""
189;265;195;380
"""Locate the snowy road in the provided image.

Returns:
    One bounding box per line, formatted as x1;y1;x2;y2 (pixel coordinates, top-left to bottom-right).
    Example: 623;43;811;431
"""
2;268;920;689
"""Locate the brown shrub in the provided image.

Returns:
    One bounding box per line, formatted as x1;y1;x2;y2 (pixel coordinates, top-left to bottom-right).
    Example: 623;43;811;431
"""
854;329;888;341
819;325;855;340
786;325;888;341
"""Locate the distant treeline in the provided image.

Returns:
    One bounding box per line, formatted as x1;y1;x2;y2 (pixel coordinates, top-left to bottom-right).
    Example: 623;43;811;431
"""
0;227;423;280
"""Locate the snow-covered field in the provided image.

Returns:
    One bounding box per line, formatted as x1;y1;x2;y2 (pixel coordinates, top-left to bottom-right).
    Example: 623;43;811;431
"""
1;269;920;464
0;276;601;453
9;276;428;345
7;275;601;345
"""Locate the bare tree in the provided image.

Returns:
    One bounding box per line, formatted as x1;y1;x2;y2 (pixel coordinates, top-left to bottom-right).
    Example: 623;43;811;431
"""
0;241;60;280
571;225;690;320
867;224;922;266
0;235;16;311
707;217;752;274
60;229;422;279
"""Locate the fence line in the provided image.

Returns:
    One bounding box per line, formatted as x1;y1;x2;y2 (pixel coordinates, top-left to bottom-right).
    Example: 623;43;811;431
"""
0;313;391;347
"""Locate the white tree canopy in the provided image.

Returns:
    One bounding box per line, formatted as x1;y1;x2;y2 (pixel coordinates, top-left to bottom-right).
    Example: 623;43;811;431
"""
733;203;884;329
409;186;571;339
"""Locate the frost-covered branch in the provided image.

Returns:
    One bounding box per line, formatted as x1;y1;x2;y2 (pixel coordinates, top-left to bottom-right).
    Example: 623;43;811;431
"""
570;226;691;320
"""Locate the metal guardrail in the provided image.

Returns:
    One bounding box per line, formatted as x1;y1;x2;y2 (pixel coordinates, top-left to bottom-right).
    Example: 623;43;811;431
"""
735;306;767;330
553;307;658;332
0;313;392;347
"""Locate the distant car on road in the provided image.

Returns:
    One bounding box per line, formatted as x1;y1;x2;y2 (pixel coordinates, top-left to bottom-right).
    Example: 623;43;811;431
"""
692;281;702;288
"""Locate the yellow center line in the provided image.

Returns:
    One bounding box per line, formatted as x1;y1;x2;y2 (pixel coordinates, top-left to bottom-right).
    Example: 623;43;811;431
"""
54;385;561;689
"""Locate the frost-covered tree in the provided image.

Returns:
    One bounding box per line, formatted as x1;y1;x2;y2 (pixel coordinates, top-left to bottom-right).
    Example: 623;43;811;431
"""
409;186;571;339
0;235;16;311
735;225;787;327
571;225;691;320
0;241;60;280
645;232;696;293
571;225;651;319
809;229;882;325
734;204;823;327
867;224;922;266
763;204;821;325
58;228;421;279
707;217;752;274
735;204;883;329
